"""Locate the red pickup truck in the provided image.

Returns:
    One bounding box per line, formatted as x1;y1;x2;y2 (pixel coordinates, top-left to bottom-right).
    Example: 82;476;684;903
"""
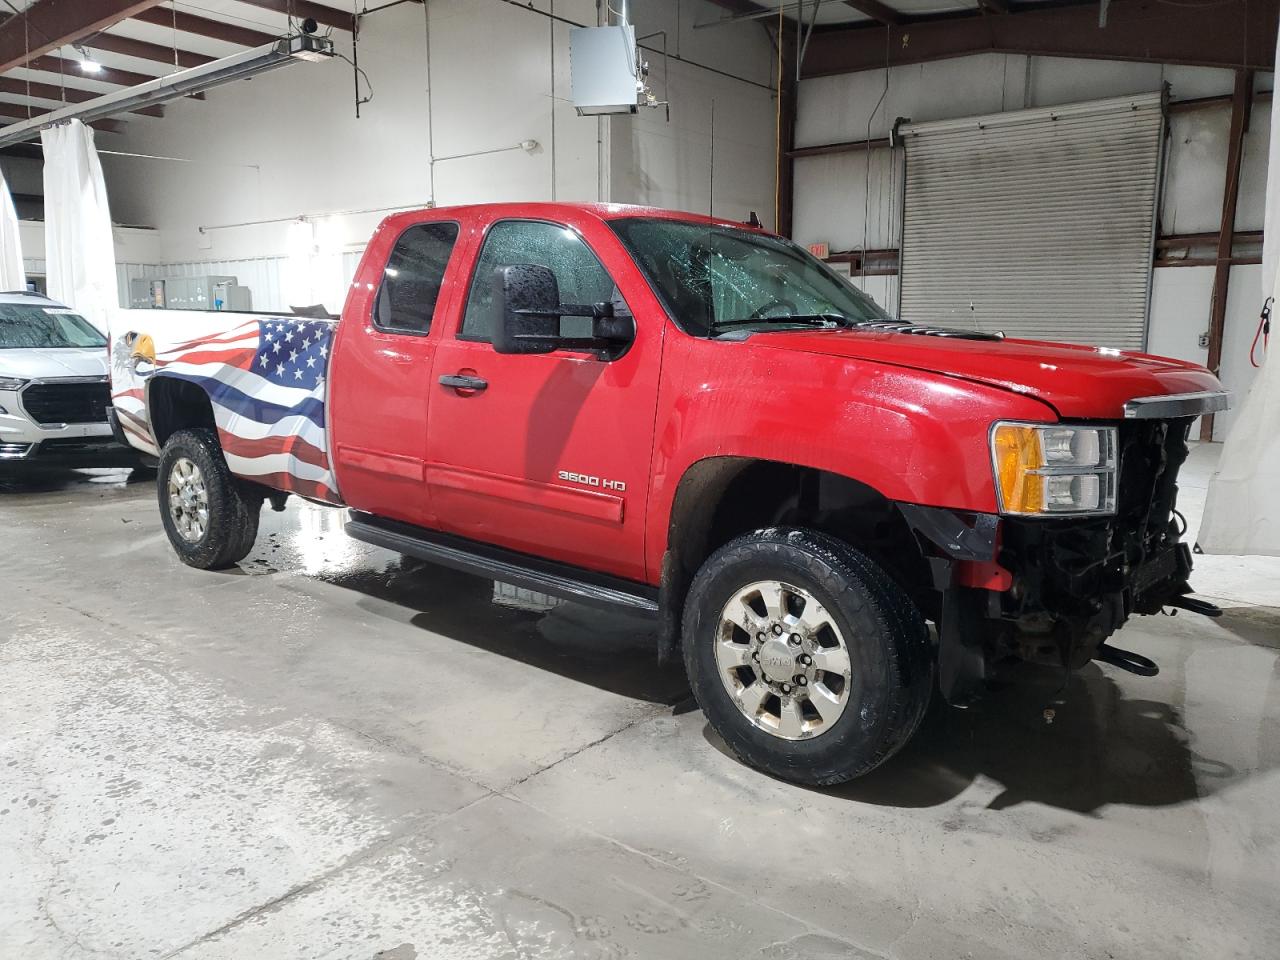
110;202;1229;785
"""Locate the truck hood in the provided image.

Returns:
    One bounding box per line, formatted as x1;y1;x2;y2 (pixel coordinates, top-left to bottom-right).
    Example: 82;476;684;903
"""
0;347;108;380
748;329;1222;419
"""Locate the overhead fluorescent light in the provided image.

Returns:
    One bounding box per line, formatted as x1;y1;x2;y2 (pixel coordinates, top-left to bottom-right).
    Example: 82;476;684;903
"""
0;34;335;148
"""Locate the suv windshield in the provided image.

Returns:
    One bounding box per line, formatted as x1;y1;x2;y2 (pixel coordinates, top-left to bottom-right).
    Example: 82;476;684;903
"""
0;304;106;349
609;217;890;337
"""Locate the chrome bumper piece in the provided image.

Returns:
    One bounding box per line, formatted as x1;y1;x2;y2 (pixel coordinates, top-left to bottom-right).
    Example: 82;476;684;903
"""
1123;391;1229;420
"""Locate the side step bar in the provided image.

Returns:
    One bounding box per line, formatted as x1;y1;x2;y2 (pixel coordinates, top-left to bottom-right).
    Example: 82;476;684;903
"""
345;511;659;615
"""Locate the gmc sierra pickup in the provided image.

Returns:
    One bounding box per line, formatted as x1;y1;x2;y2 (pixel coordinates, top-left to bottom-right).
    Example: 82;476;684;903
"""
109;202;1229;785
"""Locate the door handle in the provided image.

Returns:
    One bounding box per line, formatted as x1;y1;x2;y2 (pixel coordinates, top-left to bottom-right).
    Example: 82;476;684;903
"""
439;373;488;392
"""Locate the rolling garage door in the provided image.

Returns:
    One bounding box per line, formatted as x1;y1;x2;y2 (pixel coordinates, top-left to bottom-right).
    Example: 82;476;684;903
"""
898;92;1165;350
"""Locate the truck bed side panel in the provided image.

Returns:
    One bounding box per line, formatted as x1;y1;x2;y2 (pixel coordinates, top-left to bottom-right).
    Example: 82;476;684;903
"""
109;310;344;504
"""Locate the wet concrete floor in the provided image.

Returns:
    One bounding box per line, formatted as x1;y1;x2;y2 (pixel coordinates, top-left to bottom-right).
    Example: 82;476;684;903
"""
1;443;1277;958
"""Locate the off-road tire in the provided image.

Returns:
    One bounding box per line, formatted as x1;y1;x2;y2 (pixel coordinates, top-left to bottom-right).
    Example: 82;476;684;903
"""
683;527;933;785
157;428;261;570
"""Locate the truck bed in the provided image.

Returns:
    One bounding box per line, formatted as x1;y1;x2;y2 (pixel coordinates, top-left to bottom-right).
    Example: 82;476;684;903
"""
110;310;343;504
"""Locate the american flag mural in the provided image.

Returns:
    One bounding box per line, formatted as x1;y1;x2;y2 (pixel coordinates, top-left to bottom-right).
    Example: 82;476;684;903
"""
111;316;341;504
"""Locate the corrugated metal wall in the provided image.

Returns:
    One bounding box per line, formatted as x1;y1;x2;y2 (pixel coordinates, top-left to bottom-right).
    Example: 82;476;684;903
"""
107;251;367;313
898;93;1165;349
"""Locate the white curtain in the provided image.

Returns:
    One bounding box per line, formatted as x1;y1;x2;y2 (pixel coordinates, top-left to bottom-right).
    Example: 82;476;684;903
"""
1198;39;1280;556
0;167;24;290
41;120;118;331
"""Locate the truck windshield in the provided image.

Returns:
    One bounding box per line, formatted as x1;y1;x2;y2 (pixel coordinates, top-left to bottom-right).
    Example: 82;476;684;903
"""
0;304;106;349
609;217;890;337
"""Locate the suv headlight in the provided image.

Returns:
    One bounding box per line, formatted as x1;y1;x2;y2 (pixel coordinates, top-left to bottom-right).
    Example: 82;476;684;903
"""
991;422;1117;516
0;376;27;391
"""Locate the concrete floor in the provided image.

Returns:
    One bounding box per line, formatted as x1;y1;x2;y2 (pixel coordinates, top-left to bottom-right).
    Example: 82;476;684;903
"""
1;443;1278;959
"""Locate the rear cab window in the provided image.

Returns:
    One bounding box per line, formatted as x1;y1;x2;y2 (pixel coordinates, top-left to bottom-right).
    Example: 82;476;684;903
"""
374;221;461;335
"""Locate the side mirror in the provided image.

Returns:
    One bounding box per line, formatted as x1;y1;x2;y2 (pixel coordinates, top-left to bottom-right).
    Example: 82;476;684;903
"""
491;263;635;357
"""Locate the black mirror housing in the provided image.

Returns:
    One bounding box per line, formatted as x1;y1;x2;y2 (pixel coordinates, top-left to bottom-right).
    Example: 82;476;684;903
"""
492;263;561;355
491;262;637;357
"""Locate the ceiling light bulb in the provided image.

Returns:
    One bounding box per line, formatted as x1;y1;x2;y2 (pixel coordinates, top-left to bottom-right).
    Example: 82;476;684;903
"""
74;46;102;73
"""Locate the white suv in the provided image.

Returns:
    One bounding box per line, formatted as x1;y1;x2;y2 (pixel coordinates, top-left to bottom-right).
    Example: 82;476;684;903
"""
0;292;135;467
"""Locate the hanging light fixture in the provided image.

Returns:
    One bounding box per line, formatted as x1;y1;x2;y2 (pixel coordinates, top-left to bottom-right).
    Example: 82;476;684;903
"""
73;44;103;74
0;34;335;148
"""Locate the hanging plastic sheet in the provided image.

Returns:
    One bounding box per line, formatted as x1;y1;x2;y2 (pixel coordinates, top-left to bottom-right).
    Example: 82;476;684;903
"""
1198;34;1280;556
0;167;24;290
41;119;118;331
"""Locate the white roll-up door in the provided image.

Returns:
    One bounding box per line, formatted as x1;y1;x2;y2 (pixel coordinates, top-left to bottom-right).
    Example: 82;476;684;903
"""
899;93;1165;350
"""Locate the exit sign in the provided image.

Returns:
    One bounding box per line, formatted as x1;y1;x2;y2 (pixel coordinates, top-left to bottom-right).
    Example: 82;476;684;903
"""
808;242;830;259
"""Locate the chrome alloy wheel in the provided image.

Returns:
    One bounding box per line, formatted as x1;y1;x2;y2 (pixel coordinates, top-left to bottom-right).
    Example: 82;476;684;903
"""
714;580;853;740
167;456;209;543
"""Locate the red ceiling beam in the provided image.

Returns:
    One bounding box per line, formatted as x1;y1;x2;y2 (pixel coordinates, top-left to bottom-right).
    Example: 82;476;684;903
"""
0;1;164;74
0;76;163;116
232;0;355;32
842;0;904;27
702;0;774;16
131;7;277;47
0;101;124;133
81;31;214;69
802;0;1280;76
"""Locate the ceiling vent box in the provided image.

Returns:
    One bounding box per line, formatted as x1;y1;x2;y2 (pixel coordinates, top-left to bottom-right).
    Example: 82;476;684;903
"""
570;25;640;116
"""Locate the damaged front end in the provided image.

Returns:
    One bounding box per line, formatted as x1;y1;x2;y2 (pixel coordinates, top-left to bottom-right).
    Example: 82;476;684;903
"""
903;414;1221;703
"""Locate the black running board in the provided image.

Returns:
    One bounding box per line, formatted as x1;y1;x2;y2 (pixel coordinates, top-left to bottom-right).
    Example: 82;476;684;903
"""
345;511;659;615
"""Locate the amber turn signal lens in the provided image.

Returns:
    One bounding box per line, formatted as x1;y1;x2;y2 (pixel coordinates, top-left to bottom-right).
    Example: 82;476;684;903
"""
992;423;1045;514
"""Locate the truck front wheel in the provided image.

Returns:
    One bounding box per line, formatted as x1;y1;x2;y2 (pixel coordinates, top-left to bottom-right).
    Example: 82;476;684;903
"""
682;528;933;785
157;428;262;570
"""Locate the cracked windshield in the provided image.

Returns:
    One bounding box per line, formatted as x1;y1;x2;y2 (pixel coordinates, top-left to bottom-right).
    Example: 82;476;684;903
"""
610;217;889;337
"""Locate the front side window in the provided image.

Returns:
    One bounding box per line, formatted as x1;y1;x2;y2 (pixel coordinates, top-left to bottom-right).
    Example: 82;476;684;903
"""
374;221;460;334
461;220;618;342
609;218;889;338
0;304;106;349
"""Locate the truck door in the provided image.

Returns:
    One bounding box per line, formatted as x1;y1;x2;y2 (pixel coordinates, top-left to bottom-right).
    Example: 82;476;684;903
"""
328;218;464;527
425;216;663;583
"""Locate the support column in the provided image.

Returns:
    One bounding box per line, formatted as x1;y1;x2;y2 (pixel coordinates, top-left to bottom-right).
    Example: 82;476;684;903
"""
774;17;798;237
1201;69;1254;441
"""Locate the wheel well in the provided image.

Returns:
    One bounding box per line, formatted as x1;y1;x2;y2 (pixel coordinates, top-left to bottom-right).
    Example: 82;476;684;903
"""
658;457;935;661
147;376;216;449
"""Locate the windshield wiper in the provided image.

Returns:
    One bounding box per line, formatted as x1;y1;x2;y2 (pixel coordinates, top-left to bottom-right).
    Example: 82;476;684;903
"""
711;314;852;333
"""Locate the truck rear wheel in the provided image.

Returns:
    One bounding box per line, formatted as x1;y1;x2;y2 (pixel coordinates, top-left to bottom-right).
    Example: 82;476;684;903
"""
682;527;932;785
157;428;261;570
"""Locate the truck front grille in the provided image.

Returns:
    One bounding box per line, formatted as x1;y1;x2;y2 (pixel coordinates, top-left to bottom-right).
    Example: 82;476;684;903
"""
1113;417;1191;566
21;380;110;425
994;417;1194;662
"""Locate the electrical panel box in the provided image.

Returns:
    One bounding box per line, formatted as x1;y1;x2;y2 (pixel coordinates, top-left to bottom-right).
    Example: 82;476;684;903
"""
127;275;252;312
129;278;166;309
569;25;640;116
213;280;252;312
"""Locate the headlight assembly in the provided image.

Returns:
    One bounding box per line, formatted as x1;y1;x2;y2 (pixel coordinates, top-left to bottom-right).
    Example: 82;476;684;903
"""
0;376;27;392
990;422;1117;517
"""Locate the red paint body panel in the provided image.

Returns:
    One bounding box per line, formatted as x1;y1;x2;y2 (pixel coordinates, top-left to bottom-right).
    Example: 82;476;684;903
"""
749;330;1222;420
324;201;1226;589
422;206;667;582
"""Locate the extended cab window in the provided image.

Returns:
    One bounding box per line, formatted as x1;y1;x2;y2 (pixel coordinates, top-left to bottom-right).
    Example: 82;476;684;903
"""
374;221;460;334
461;220;617;341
